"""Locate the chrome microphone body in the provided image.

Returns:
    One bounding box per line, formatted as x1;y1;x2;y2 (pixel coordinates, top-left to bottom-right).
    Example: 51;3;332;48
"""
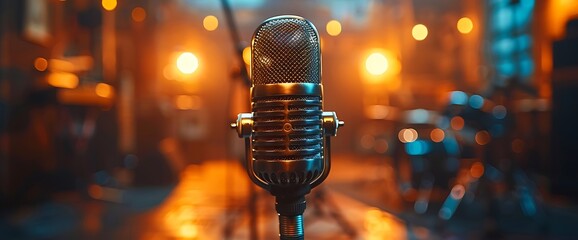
231;15;343;240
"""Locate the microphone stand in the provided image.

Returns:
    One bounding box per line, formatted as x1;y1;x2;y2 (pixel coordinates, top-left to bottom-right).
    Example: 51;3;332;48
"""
219;0;257;239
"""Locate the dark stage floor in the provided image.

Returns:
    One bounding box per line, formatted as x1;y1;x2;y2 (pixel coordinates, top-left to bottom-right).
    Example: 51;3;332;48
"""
2;155;578;239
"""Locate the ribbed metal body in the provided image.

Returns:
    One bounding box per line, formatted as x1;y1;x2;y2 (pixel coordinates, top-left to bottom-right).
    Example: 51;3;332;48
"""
250;16;323;187
278;215;304;240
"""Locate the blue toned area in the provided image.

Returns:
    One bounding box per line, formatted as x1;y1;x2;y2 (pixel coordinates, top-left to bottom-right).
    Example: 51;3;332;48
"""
492;105;507;119
408;109;429;124
469;95;484;109
450;91;468;105
405;140;431;156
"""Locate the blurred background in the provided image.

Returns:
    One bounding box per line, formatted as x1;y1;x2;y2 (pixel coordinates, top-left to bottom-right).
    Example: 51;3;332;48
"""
1;0;578;239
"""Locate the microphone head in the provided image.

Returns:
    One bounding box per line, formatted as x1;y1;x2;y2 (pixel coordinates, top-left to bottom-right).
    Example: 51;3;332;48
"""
252;15;321;85
249;16;324;187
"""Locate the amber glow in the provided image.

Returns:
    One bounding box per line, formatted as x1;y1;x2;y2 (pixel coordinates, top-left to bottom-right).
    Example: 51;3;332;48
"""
132;7;146;22
175;95;201;110
47;72;79;89
470;162;485;178
450;116;464;130
326;20;342;36
364;208;407;239
102;0;117;11
365;52;389;76
430;128;445;142
457;17;473;34
547;0;578;38
398;128;418;143
95;83;113;98
34;57;48;71
412;24;428;41
361;49;401;87
176;52;199;74
475;130;491;145
203;15;219;31
243;46;251;65
49;59;75;72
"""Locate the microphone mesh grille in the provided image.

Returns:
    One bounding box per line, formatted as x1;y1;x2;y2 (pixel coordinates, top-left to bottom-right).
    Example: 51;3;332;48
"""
252;17;320;85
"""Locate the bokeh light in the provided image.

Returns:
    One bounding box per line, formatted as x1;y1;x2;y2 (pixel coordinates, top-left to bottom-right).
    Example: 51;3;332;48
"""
450;116;464;130
475;130;491;145
398;128;418;143
243;46;251;65
365;52;389;76
95;83;113;98
176;52;199;74
326;20;342;36
47;72;79;89
102;0;117;11
430;128;445;142
34;57;48;71
469;94;484;109
203;15;219;31
412;24;428;41
457;17;474;34
132;7;146;22
492;105;507;119
470;162;485;178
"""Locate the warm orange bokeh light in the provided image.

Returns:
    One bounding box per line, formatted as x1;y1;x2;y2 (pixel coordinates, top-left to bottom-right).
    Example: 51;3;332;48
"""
475;130;491;145
243;46;251;65
95;83;113;98
398;128;418;143
412;24;428;41
430;128;445;142
203;15;219;31
326;20;342;36
34;57;48;71
365;52;389;76
457;17;473;34
470;162;485;178
450;116;464;130
47;72;79;89
102;0;117;11
132;7;146;22
176;52;199;74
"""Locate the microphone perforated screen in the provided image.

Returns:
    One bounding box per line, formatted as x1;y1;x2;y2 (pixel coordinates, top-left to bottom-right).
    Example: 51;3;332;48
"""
252;17;320;85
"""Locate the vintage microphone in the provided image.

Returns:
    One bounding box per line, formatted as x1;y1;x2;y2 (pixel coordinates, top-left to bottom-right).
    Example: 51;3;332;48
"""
230;15;343;240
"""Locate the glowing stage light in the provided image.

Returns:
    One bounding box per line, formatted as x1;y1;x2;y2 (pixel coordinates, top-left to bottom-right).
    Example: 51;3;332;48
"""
326;20;342;36
203;15;219;31
47;72;79;89
398;128;418;143
102;0;117;11
95;83;113;98
176;52;199;74
365;52;389;76
412;24;428;41
457;17;473;34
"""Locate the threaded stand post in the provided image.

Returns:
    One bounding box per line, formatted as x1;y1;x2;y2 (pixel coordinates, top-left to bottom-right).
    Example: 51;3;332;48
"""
279;214;304;240
274;192;308;240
